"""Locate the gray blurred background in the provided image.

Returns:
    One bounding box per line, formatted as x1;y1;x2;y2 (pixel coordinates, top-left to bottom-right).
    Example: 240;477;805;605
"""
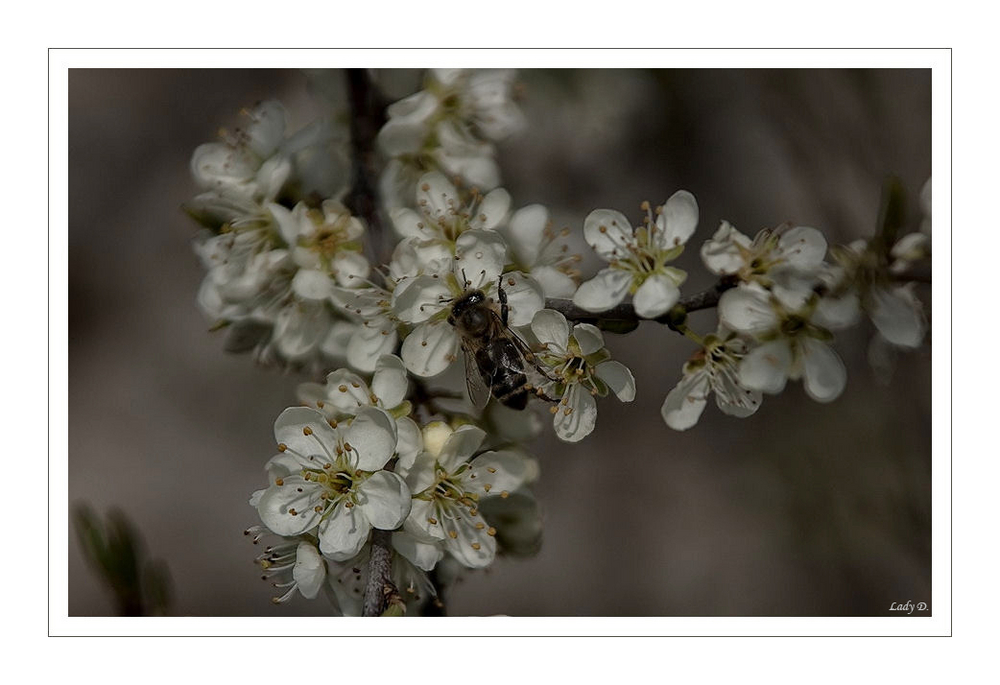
69;68;931;616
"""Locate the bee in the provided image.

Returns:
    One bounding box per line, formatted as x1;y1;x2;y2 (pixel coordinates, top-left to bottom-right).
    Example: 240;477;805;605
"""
448;278;555;410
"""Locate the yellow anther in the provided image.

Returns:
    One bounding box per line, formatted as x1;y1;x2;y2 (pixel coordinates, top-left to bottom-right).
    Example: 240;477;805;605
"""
329;419;338;428
275;478;284;486
427;517;438;525
338;384;348;392
471;543;481;550
448;530;458;539
564;407;573;416
277;443;287;452
288;508;297;516
469;508;478;516
500;491;509;499
599;225;608;233
487;467;497;474
487;527;497;536
314;505;323;513
550;405;559;414
483;484;492;492
303;426;313;436
475;522;485;530
316;400;324;408
351;382;360;388
344;442;353;452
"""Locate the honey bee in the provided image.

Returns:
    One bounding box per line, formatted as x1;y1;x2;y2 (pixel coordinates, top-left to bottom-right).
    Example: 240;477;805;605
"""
448;279;555;410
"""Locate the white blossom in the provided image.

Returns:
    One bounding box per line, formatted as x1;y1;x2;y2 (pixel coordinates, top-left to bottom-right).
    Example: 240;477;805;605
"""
390;171;511;244
501;203;580;298
255;407;411;561
245;533;328;604
402;423;531;569
661;329;762;431
719;283;852;402
530;309;636;442
573;192;699;319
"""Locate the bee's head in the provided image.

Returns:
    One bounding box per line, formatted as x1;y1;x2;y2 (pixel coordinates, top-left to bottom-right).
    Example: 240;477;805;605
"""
448;289;491;332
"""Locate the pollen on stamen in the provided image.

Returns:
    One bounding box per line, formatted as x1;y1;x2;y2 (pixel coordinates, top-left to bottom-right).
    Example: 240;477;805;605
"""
500;491;510;499
277;443;287;452
564;407;573;416
448;530;458;539
487;527;497;536
288;508;297;516
351;382;360;388
471;542;481;550
475;522;485;530
483;484;492;492
329;419;338;428
344;442;353;452
316;400;324;408
427;517;438;525
303;426;313;436
338;384;348;392
487;467;497;473
550;405;559;414
275;478;284;486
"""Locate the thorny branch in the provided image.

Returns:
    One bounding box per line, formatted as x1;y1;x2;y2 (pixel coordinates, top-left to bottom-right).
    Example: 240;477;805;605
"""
547;265;931;331
345;69;400;617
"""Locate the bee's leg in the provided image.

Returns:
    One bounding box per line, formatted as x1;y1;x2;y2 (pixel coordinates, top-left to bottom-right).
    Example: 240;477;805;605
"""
496;275;509;327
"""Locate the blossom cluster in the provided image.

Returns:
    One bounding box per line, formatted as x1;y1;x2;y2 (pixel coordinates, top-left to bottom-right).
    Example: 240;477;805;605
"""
185;70;931;614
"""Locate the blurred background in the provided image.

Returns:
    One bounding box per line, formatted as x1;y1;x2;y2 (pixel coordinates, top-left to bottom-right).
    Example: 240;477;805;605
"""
68;68;931;616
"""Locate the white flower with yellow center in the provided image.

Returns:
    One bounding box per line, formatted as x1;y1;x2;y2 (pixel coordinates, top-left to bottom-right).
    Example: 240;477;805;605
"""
530;309;636;442
402;423;530;569
719;283;854;402
244;531;327;604
573;192;699;319
390;171;511;245
661;330;763;431
255;406;411;561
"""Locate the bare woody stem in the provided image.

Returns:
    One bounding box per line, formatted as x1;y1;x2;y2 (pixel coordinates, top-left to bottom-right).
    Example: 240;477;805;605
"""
547;265;930;329
344;68;399;617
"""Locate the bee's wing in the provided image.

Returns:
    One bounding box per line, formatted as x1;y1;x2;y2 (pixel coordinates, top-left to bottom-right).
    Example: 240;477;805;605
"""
461;339;492;410
495;313;560;383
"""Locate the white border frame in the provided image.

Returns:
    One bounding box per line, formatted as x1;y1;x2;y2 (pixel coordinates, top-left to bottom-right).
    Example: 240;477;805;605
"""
49;48;951;637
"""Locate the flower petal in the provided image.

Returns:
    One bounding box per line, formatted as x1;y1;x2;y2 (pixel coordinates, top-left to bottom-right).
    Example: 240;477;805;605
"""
400;321;458;377
292;541;326;599
499;271;545;326
273;406;340;458
346;323;398;374
471;187;511;230
438;424;487;473
257;477;324;536
331;251;370;288
372;354;408;408
357;471;412;530
718;284;778;336
700;220;751;274
345;406;398;471
572;268;632;312
572;323;605;356
553;384;598;442
416;171;460;221
870;285;924;348
292;269;334;301
455;229;506;289
531;309;569;354
506;204;548;262
392;275;451;324
633;273;681;319
778;226;826;269
661;371;710;431
801;338;847;402
655;190;699;248
595;360;636;402
322;369;372;412
318;502;371;561
583;208;635;261
392;531;444;572
394;416;423;476
739;340;792;394
464;450;530;496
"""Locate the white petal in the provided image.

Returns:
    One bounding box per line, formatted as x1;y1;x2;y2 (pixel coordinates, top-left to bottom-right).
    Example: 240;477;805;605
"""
390;207;429;240
372;354;408;408
814;291;862;330
531;266;578;299
553;384;598;442
499;271;544;326
322;368;372;412
633;273;681;319
438;424;487;473
391;276;451;324
345;406;398;471
257;478;323;536
273;302;329;361
318;502;371;561
400;321;458;377
739;340;793;394
655;190;699;248
393;416;423;476
357;471;411;530
718;284;778;336
572;268;633;312
777;226;827;269
455;229;506;289
464;450;530;496
801;338;847;402
403;498;446;543
416;171;460;221
506;204;548;262
392;532;444;572
583;208;635;261
433;145;501;191
472;187;511;230
595;360;636;402
572;323;605;356
445;509;497;568
700;220;750;274
403;453;438;498
331;251;370;288
530;309;569;353
870;286;924;348
346;323;397;374
661;372;710;431
292;269;334;301
273;406;340;458
292;542;326;599
246;100;286;158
